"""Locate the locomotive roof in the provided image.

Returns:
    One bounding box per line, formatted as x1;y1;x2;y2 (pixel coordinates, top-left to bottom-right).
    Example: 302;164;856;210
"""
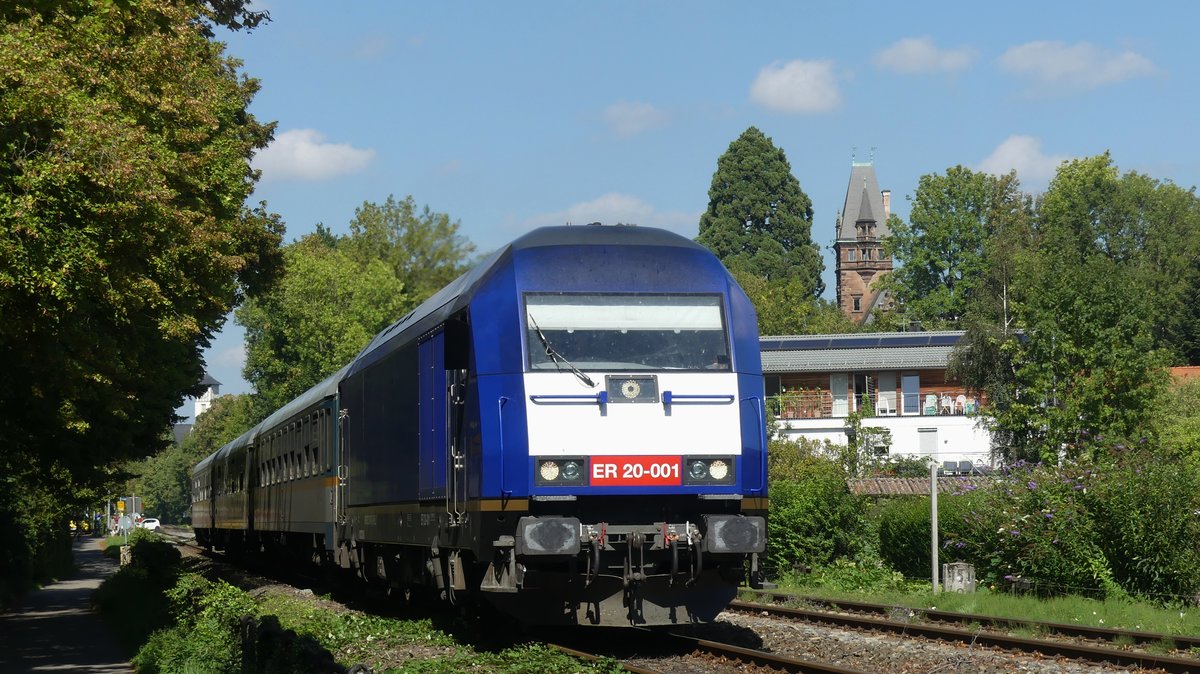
347;225;706;378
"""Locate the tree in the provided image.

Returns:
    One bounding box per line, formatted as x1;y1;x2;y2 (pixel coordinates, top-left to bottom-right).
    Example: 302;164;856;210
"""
697;127;823;297
883;167;1026;329
0;0;281;597
342;195;476;312
135;394;257;523
970;155;1169;462
237;235;408;414
731;270;856;336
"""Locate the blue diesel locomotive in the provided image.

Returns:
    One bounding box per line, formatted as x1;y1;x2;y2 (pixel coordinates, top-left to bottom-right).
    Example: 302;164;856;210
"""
191;224;768;626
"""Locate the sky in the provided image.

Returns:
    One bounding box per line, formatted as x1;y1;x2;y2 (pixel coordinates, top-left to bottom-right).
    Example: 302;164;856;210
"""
179;0;1200;420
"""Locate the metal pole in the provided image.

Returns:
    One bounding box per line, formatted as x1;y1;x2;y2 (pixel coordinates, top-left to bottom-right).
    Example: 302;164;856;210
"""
931;461;940;594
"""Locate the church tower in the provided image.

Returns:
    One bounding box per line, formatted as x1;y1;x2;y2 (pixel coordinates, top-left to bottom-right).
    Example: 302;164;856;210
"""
834;161;893;323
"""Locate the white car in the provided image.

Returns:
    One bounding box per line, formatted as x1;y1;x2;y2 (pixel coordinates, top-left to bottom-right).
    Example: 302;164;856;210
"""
138;518;161;531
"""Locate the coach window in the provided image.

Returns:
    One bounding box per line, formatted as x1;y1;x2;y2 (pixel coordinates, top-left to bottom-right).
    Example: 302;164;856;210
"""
525;293;730;371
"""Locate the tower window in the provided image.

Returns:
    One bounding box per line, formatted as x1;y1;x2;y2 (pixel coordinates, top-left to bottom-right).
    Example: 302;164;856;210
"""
847;249;857;262
853;296;862;312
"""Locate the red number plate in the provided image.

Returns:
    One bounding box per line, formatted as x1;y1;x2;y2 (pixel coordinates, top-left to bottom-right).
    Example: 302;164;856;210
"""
589;456;681;486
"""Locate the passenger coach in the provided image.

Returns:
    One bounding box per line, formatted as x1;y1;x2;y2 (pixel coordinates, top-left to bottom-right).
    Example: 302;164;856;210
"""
192;224;768;626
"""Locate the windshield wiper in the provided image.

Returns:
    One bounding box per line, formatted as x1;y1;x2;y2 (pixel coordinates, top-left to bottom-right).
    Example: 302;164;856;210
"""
529;316;595;388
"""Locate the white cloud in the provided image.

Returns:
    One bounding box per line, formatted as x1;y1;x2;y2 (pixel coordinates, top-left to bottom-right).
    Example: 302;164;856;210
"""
603;101;668;139
520;193;699;237
998;41;1157;91
874;37;974;74
977;135;1071;187
253;129;376;182
750;59;841;113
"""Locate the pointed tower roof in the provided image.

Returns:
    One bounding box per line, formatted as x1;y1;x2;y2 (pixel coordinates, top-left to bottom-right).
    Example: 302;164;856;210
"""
199;373;222;388
837;162;890;241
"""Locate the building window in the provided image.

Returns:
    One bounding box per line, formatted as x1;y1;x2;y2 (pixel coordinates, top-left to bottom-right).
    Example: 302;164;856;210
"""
852;296;862;312
847;249;857;262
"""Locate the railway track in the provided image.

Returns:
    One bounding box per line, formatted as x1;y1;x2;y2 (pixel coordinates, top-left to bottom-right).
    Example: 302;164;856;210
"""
728;593;1200;673
549;629;871;674
742;589;1200;652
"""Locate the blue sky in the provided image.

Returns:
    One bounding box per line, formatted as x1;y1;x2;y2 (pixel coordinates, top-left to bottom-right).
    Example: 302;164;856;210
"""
180;1;1200;419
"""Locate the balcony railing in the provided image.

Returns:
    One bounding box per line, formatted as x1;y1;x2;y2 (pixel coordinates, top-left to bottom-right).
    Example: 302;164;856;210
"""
771;390;983;419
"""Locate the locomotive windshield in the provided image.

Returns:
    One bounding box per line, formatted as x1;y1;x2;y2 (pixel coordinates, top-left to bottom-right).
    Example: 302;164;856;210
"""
525;294;730;371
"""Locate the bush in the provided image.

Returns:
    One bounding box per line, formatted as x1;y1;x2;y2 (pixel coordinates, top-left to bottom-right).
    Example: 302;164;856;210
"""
767;455;866;574
940;462;1118;598
1085;454;1200;604
133;574;258;674
126;529;181;578
877;495;974;580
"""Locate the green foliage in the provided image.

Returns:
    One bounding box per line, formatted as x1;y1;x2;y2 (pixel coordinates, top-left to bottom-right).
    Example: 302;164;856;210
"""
1150;378;1200;471
342;194;477;312
731;268;856;336
93;533;183;655
0;0;282;591
134;394;256;523
238;235;408;414
877;495;973;580
134;574;259;674
0;469;73;605
697;127;823;297
799;558;917;594
940;462;1120;598
767;455;866;573
883;167;1027;329
1086;454;1200;603
949;154;1193;463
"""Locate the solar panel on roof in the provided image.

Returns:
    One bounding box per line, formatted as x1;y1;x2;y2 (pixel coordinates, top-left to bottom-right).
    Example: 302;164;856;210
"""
882;335;931;347
830;336;881;349
928;334;962;346
769;337;833;351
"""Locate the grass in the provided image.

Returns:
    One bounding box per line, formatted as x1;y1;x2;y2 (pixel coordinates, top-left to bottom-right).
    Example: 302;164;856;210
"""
768;572;1200;638
94;543;624;674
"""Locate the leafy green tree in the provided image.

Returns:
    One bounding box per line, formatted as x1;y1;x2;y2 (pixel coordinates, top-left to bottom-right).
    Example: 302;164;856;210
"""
237;236;407;414
981;155;1169;461
883;167;1026;328
135;394;257;523
0;0;281;591
698;127;823;297
1124;176;1200;364
732;269;857;336
342;195;476;312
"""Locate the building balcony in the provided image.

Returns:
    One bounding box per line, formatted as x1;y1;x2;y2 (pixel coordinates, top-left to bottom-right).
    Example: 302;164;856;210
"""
770;389;983;419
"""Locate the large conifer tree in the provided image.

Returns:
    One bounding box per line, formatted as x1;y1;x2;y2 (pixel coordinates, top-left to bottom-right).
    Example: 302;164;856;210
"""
697;127;823;297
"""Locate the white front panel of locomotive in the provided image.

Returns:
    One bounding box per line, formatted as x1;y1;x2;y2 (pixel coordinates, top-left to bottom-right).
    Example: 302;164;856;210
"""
523;372;741;456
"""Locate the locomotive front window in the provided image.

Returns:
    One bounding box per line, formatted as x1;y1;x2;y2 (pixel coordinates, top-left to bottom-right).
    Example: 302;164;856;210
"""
525;294;730;371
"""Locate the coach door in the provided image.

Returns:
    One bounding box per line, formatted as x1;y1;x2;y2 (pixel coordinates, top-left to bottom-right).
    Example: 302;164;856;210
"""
444;319;470;526
418;329;449;502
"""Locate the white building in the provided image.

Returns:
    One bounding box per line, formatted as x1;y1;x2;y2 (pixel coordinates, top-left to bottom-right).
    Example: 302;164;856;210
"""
762;331;993;472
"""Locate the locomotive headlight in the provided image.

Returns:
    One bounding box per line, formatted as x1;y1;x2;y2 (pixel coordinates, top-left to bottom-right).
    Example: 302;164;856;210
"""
561;460;581;481
535;457;587;486
708;459;730;481
682;456;736;485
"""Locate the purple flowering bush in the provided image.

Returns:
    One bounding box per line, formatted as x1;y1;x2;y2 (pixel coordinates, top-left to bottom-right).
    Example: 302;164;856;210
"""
942;461;1116;597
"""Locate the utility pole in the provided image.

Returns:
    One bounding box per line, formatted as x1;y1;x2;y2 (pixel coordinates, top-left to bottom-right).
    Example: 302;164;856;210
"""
931;460;940;594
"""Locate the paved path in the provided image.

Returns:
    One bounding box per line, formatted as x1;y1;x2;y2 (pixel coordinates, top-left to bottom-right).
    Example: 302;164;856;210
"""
0;538;133;673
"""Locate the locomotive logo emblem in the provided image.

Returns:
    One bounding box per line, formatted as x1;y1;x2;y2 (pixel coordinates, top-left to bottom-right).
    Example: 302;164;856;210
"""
620;379;641;399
